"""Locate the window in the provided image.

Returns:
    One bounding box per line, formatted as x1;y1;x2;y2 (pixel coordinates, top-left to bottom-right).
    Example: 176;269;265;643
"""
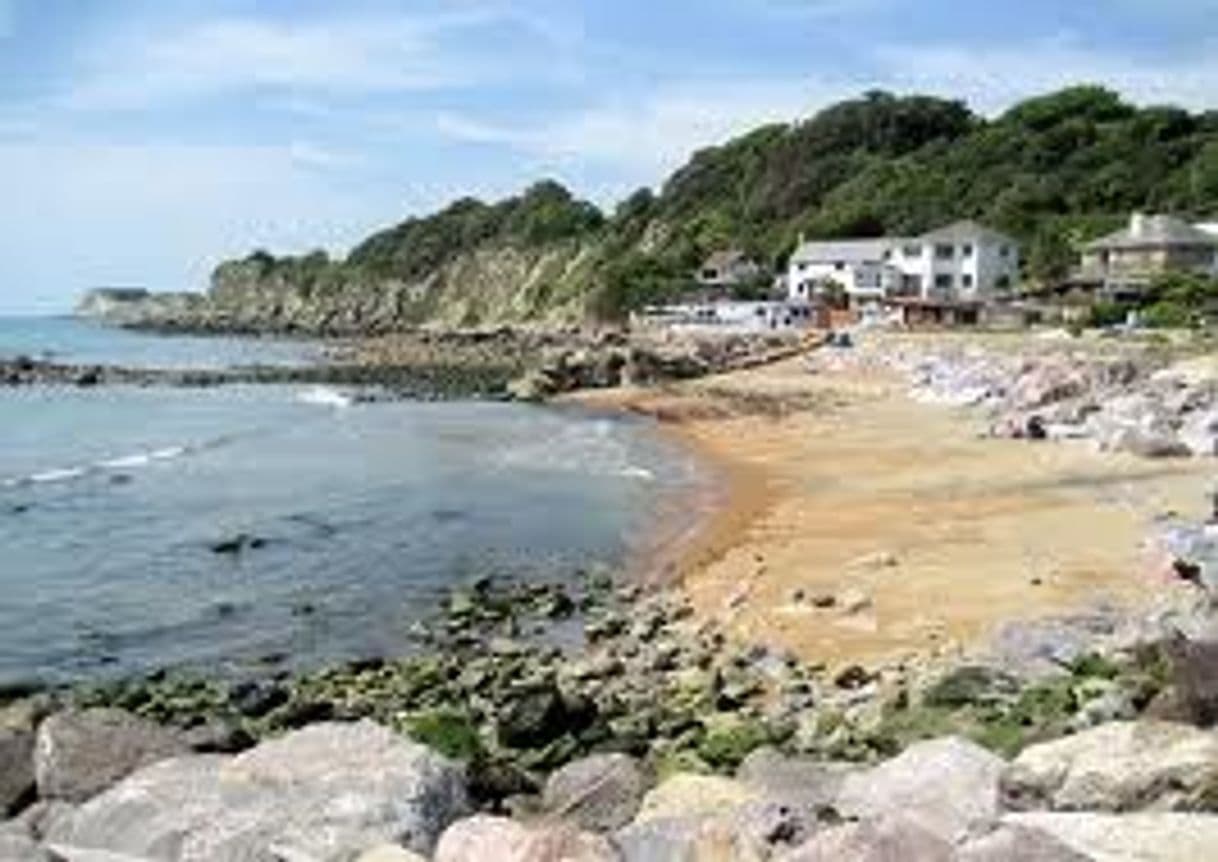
996;275;1011;289
902;244;922;257
834;261;845;271
755;306;766;317
1000;246;1011;257
962;244;974;257
797;262;808;270
882;249;893;260
935;274;953;290
796;283;806;296
962;274;974;289
935;244;955;259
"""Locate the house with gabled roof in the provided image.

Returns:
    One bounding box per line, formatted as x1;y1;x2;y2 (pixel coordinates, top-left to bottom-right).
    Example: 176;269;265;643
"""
787;219;1021;315
1081;213;1218;295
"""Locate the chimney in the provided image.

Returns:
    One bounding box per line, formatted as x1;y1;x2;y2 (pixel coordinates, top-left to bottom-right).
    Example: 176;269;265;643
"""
1130;212;1147;237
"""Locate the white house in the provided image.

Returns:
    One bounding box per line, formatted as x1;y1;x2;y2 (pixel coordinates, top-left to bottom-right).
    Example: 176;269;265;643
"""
788;220;1020;307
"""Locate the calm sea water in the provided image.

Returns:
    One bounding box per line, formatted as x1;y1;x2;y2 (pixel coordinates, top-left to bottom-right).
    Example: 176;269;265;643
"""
0;318;704;687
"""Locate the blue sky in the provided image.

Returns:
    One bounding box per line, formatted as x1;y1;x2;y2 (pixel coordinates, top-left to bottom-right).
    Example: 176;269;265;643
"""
1;0;1217;312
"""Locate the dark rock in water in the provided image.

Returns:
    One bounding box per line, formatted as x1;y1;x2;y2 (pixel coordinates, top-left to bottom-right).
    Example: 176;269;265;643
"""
1025;415;1048;441
74;366;102;387
108;473;134;485
0;728;35;815
496;686;568;749
291;602;318;617
228;681;289;718
210;533;267;555
34;708;189;802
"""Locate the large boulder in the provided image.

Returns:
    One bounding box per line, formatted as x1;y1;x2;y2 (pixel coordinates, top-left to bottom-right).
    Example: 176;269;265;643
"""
0;730;34;815
1002;812;1218;862
777;814;952;861
45;721;469;860
433;815;618;862
615;811;785;862
355;844;429;862
543;753;646;832
736;747;857;815
955;822;1091;861
0;819;50;862
834;736;1004;842
1002;721;1218;812
35;709;188;803
635;774;757;823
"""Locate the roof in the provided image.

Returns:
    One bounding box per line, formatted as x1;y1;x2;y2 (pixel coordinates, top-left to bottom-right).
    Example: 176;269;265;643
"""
790;238;892;264
916;220;1017;246
1086;215;1218;251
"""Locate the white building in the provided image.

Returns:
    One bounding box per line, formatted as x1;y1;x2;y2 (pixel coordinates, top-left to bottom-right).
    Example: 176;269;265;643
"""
636;299;818;333
788;220;1021;307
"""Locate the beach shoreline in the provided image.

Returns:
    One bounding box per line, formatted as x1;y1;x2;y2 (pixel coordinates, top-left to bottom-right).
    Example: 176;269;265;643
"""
578;334;1212;670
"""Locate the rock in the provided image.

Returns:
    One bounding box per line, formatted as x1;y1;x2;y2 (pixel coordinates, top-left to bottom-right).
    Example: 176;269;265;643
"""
356;844;429;862
1104;427;1191;458
45;721;469;860
635;774;757;823
497;685;569;749
34;709;188;803
0;819;50;862
614;810;787;862
506;370;557;402
1002;720;1218;812
1002;812;1218;862
835;736;1004;841
778;814;952;861
736;747;857;815
1163;633;1218;726
955;822;1091;861
208;532;266;555
433;815;618;862
0;730;34;815
542;753;646;832
838;589;873;615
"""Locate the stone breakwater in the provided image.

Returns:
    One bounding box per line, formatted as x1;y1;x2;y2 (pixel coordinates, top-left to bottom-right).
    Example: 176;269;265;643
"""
5;561;1218;860
813;334;1218;459
5;326;811;401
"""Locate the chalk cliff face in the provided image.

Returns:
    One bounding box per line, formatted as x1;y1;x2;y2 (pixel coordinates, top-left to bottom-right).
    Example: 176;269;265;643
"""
78;181;611;335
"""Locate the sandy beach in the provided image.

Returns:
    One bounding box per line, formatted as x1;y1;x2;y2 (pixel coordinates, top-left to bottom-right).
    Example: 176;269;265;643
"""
576;336;1212;670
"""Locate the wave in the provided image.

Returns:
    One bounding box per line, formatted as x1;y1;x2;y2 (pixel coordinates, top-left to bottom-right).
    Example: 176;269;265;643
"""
3;442;204;490
297;386;355;409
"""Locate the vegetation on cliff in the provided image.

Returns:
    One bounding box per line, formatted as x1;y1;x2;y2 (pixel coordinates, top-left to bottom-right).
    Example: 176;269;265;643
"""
200;86;1218;330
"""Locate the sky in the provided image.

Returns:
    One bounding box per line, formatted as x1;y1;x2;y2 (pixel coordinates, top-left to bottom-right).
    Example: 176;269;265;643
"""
1;1;1217;313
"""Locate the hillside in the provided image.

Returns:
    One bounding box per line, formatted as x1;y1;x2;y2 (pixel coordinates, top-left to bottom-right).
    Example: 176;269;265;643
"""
80;86;1218;334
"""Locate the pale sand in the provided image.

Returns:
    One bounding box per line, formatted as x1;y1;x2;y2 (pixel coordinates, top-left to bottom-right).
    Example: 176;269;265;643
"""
573;348;1210;669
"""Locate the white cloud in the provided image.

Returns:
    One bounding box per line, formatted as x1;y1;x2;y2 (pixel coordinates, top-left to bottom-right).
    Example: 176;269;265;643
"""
0;142;409;312
437;78;858;179
62;9;550;110
873;37;1218;114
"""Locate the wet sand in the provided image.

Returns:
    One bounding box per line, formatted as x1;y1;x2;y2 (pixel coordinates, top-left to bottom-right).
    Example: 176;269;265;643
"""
574;345;1210;669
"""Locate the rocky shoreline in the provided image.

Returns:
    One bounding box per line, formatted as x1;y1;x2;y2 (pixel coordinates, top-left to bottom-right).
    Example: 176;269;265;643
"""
2;325;812;402
3;547;1218;860
8;330;1218;859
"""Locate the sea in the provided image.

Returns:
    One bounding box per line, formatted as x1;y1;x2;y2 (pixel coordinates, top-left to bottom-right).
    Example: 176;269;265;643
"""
0;317;706;688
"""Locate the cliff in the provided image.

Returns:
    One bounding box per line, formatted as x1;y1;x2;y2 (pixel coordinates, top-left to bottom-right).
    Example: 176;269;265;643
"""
77;86;1218;334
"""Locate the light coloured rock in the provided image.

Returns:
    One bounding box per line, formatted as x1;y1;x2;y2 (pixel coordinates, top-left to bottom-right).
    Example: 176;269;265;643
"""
736;747;857;814
1002;721;1218;812
635;774;758;823
46;721;469;860
835;736;1004;841
1004;812;1218;862
777;814;952;861
0;819;49;862
434;815;618;862
543;753;646;832
955;822;1091;861
614;814;776;862
0;729;34;815
35;709;188;803
355;843;428;862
